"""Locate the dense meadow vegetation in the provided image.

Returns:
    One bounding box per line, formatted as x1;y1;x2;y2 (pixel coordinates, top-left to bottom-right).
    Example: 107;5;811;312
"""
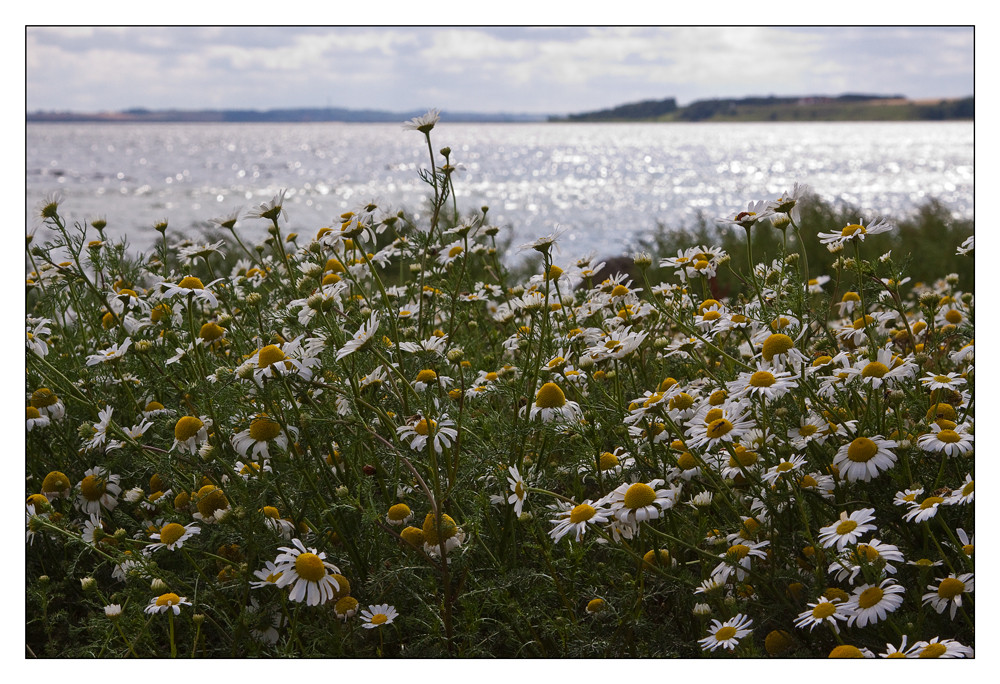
26;111;974;658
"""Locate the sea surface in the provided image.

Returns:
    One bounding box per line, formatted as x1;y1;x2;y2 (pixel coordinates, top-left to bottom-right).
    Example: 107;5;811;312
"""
26;121;974;264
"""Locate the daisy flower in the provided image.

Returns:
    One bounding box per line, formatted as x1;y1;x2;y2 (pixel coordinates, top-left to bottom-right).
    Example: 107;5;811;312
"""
761;454;808;487
880;635;918;658
605;479;680;525
818;509;877;551
845;579;905;627
30;388;65;420
717;200;774;229
911;637;973;658
920;371;967;391
86;337;132;366
396;415;458;454
903;495;948;523
698;613;753;652
272;538;342;606
506;466;528;516
250;561;284;589
916;422;974;457
232;414;298;460
386;503;414;526
245;189;288;223
335;596;360;621
794;598;849;633
171;415;211;455
76;466;122;515
336;311;380;361
684;402;755;451
922;573;973;619
41;470;72;500
548;500;612;543
948;474;974;505
827;538;904;584
26;407;50;431
158;276;222;309
711;540;769;583
144;593;192;615
402;108;440;133
525;382;583;423
360;604;398;629
146;522;201;553
831;435;898;482
817;216;894;248
727;364;798;401
421;512;465;557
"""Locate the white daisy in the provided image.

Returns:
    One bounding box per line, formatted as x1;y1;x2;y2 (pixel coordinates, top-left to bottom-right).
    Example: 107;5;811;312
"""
232;415;298;461
605;479;680;525
272;538;342;606
845;579;905;627
916;423;973;457
158;276;222;309
146;522;201;553
396;415;458;454
903;494;948;523
922;573;973;620
911;637;973;658
818;509;877;551
548;500;612;543
360;604;399;629
506;466;528;516
336;311;380;361
832;435;898;482
698;613;753;652
711;540;769;583
525;382;583;423
794;598;849;633
144;593;192;615
76;466;122;515
817;216;894;247
171;415;212;455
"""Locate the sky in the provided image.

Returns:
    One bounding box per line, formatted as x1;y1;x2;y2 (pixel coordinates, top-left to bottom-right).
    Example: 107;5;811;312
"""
25;25;975;116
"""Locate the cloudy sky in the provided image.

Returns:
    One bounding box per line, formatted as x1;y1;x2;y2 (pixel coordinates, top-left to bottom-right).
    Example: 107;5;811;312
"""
26;25;974;116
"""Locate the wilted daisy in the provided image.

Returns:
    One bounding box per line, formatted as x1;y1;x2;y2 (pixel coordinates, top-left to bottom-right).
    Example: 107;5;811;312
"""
818;509;877;551
144;593;191;615
146;521;201;553
422;512;465;557
272;538;342;606
361;604;398;629
845;579;905;627
699;613;753;652
232;414;297;460
922;573;973;619
794;598;849;633
26;407;50;431
30;388;65;420
76;467;122;515
831;435;897;482
548;500;612;543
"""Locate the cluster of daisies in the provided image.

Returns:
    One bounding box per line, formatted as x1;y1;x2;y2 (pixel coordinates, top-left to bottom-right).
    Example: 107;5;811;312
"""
26;116;972;658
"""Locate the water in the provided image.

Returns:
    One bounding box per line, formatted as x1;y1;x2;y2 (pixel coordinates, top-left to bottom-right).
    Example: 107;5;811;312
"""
26;121;974;264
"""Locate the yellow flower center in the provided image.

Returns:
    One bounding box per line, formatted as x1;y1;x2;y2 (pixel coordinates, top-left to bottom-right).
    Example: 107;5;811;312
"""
145;401;165;412
852;315;875;330
27;406;41;419
414;418;436;436
937;578;965;599
855;544;880;562
857;586;883;609
944;309;963;324
294;552;327;582
676;452;697;470
727;544;750;560
776;461;795;472
158;522;186;546
199;322;225;341
257;344;287;368
701;309;721;321
829;645;864;658
714;626;737;641
261;506;280;518
936;429;961;443
668;393;694;411
841;224;866;237
812;602;836;619
174;416;204;442
846;437;878;462
835;520;858;535
623;483;656;509
728;447;757;467
31;388;59;408
598;452;620;470
799;474;818;488
415;369;437;383
706;418;734;440
861;362;889;378
761;333;794;362
387;503;412;521
610;284;630;297
749;371;776;388
177;276;205;290
919;643;948;658
156;593;181;607
708;390;727;406
248;416;282;442
570;504;596;523
919;496;945;510
42;471;71;494
535;382;567;409
961;480;974;495
422;513;458;545
195;485;228;518
370;613;388;625
80;475;107;501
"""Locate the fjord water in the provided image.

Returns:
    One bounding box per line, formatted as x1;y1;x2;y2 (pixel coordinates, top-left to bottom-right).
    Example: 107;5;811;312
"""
26;121;973;264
